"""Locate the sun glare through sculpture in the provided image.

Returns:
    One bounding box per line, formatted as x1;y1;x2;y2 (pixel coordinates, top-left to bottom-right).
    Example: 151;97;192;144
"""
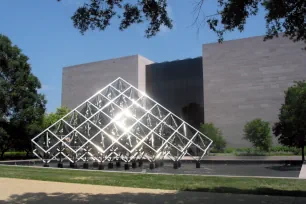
31;77;213;166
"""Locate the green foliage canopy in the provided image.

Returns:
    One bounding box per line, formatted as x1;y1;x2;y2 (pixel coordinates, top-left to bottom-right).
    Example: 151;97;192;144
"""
206;0;305;48
243;119;272;151
0;34;46;157
57;0;306;48
58;0;172;38
200;123;226;152
43;106;70;129
273;81;306;161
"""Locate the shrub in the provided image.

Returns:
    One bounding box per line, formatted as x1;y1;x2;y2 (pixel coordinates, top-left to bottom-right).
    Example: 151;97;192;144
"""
243;119;272;151
293;148;301;155
200;123;226;152
1;151;34;161
4;151;27;157
270;146;298;153
224;148;235;154
235;147;252;152
234;149;267;156
219;146;302;156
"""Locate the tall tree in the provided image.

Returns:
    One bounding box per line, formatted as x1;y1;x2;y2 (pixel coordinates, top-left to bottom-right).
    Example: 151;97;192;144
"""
42;106;70;129
0;34;46;158
58;0;306;47
58;0;172;38
273;81;306;161
205;0;306;47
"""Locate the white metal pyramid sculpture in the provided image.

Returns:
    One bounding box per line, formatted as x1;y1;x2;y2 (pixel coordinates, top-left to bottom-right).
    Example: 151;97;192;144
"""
32;78;213;165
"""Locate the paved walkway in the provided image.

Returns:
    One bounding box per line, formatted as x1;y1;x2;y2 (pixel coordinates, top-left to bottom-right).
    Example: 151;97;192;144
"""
0;156;301;163
200;156;301;161
0;178;306;204
299;162;306;178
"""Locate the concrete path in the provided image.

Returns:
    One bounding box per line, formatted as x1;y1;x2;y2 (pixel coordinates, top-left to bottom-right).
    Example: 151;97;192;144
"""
202;156;301;161
0;178;306;204
0;156;301;163
299;162;306;178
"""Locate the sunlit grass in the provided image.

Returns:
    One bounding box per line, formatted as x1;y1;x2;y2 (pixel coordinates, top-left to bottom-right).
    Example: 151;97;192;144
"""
0;165;305;197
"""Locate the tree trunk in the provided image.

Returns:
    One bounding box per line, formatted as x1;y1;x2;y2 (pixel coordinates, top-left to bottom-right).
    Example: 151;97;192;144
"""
302;146;305;162
0;151;5;159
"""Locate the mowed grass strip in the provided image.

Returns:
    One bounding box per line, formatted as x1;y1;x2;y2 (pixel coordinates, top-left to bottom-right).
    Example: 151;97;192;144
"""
0;165;306;197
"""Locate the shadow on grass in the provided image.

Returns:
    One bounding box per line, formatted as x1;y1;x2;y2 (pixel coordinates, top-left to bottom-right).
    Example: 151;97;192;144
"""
185;187;306;197
1;191;306;204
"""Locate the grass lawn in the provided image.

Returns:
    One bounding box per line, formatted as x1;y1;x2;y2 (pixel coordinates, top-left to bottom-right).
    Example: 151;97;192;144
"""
0;165;306;197
211;153;298;156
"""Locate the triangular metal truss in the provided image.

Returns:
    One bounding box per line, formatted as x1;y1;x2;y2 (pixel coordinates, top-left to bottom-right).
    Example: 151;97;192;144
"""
32;78;213;164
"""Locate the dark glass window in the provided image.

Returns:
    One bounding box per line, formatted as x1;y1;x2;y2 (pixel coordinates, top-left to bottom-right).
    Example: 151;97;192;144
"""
146;57;204;128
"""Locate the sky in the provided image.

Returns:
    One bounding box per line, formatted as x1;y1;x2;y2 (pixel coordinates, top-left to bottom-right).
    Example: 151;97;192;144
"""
0;0;267;112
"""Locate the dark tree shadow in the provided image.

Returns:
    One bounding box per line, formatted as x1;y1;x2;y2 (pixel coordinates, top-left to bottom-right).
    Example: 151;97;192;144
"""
1;188;306;204
265;165;302;172
185;187;306;197
0;192;211;204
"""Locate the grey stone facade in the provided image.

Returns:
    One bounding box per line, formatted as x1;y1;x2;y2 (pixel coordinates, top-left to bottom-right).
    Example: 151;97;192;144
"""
203;36;306;147
62;55;153;109
62;35;306;148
